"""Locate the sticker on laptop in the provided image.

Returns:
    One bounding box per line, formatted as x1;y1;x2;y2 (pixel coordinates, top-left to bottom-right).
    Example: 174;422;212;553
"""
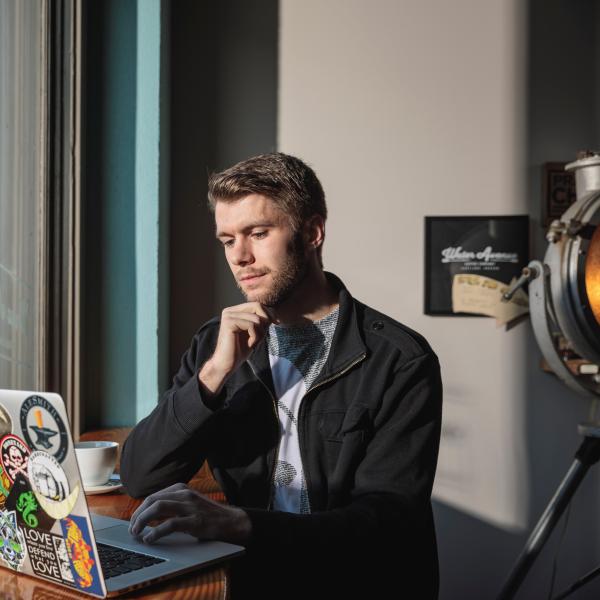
4;473;55;531
60;515;103;595
22;527;75;586
0;404;12;439
0;434;31;484
0;509;26;571
0;467;13;508
20;395;69;463
27;451;79;520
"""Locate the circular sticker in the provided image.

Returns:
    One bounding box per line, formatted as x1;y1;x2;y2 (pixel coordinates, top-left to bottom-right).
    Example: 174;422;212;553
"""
27;451;78;520
0;435;31;484
0;404;12;438
20;395;68;463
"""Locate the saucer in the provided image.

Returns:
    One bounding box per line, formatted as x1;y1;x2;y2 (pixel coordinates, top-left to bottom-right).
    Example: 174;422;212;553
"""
84;474;123;495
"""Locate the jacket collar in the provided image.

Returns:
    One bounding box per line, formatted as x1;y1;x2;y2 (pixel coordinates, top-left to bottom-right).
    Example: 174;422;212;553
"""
247;271;367;395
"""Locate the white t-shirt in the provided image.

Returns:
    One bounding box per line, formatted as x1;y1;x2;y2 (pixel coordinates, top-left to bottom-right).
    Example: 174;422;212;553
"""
267;305;340;514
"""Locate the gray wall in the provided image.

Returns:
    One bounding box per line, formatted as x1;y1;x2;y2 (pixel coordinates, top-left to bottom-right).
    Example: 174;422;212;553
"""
279;0;600;598
440;1;600;597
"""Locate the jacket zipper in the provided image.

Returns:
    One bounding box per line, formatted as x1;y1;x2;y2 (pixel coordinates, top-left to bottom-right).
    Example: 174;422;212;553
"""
247;362;280;510
249;351;366;511
298;352;367;511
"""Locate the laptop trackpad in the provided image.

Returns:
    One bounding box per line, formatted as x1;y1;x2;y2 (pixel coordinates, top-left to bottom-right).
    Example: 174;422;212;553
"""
91;513;128;531
95;524;245;561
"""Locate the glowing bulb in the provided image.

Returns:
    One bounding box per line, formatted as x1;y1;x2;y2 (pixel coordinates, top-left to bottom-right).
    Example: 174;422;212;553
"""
585;224;600;326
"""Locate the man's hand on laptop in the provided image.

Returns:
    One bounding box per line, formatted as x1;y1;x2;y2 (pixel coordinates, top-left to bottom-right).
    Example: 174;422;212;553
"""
128;482;252;545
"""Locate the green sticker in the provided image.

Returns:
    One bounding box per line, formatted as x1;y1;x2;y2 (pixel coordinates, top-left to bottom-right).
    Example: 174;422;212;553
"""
16;492;38;528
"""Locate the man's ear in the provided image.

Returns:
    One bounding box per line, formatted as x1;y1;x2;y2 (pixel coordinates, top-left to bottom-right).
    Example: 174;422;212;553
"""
304;214;325;249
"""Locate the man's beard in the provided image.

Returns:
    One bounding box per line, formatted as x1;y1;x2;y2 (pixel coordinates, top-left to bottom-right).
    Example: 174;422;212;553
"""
237;231;309;307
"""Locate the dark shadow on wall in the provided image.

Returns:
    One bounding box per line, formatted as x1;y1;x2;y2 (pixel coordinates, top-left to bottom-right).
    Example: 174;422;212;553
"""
168;0;278;378
435;1;600;599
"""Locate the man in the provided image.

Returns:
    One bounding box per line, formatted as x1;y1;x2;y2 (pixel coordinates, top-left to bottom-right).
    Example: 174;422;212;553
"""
121;152;443;598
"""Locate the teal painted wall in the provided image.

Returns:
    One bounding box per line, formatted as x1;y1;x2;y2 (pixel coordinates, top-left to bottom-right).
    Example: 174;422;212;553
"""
135;0;170;422
83;0;169;429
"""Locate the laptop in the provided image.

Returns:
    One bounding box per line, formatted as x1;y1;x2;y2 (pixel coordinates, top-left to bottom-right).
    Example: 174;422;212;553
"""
0;389;245;598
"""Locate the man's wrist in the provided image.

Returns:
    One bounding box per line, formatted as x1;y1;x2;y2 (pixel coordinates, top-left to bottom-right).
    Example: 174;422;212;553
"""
223;507;252;545
198;359;229;398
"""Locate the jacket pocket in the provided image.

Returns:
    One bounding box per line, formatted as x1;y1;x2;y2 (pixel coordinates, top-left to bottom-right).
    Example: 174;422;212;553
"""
319;405;371;486
318;404;370;443
341;404;370;435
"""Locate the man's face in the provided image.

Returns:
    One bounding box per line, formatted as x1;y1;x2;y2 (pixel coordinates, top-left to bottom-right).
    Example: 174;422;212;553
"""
215;194;310;306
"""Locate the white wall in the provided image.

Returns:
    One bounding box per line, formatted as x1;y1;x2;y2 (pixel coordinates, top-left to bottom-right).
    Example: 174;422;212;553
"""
280;0;529;528
279;0;600;597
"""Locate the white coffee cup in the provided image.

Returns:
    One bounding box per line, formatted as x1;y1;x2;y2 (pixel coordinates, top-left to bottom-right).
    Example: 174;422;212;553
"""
74;441;119;487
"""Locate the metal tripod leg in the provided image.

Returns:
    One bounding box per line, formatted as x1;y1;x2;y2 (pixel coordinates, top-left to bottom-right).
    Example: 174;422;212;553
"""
497;430;600;600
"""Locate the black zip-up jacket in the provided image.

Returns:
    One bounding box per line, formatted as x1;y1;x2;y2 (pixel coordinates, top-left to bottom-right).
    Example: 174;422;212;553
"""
121;271;443;599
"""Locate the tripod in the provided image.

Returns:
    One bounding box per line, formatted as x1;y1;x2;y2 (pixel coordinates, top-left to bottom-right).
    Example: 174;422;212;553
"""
497;424;600;599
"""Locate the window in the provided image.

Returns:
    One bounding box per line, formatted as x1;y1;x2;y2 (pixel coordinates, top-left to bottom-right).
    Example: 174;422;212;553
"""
0;1;47;390
0;0;82;436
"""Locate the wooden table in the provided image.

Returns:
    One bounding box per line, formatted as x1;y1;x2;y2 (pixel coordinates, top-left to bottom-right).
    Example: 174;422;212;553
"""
0;428;231;600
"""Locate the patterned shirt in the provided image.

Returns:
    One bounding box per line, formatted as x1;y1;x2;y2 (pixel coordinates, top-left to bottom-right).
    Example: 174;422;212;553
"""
267;305;340;514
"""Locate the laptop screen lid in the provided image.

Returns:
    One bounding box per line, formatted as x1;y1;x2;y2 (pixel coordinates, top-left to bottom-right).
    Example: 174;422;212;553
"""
0;389;245;598
0;389;108;597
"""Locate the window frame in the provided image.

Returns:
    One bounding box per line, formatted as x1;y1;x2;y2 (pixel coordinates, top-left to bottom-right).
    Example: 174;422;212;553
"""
45;0;84;437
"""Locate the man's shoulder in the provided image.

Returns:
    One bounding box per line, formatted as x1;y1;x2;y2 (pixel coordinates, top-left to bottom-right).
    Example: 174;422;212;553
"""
189;315;221;346
354;299;437;363
198;315;222;332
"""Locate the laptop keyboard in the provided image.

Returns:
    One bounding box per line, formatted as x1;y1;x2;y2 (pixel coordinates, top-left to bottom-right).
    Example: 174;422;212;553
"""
97;542;166;579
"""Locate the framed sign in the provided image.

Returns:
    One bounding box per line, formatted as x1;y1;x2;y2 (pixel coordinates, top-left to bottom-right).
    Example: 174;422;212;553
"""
424;216;530;315
542;162;576;228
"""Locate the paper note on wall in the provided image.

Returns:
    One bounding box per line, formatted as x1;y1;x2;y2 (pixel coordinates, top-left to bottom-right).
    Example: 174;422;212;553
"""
452;274;529;327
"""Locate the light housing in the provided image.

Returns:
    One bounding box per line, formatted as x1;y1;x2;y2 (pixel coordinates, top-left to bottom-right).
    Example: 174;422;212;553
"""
528;152;600;398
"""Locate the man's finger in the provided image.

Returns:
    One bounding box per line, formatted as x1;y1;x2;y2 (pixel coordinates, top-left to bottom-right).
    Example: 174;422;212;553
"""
231;319;261;344
130;487;198;528
244;302;272;322
129;497;155;533
130;499;185;536
142;516;194;544
229;315;261;330
129;485;190;532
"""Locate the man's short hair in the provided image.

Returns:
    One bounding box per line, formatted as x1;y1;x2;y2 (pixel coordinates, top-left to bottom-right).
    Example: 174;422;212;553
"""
207;152;327;266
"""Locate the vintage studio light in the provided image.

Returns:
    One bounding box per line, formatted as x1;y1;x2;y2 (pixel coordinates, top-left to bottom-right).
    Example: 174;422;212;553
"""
498;152;600;599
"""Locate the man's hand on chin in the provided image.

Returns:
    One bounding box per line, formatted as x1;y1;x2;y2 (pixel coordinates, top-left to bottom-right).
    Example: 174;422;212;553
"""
128;482;252;545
